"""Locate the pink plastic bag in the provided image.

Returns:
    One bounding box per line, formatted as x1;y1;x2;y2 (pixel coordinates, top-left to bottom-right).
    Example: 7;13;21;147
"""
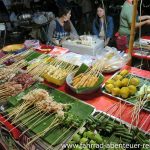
115;32;128;51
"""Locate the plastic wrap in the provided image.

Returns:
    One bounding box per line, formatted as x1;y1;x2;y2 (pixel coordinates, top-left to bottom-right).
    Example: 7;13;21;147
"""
96;46;131;73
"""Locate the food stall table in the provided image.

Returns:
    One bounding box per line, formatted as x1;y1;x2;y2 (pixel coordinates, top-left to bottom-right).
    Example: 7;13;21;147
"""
0;49;150;148
47;65;150;133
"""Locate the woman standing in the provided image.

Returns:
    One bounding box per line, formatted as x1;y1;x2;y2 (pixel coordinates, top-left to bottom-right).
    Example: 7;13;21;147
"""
118;0;150;42
92;5;114;46
47;7;78;46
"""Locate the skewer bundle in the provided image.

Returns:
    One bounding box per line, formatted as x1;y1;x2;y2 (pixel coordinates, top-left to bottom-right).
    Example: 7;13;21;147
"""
5;88;70;147
72;59;105;89
45;59;76;80
0;73;36;102
0;81;23;102
130;86;150;128
27;60;50;77
27;58;76;80
0;50;33;65
0;59;27;83
0;54;14;64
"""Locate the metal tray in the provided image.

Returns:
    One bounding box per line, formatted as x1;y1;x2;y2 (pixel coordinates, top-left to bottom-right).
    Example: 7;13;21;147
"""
102;71;150;112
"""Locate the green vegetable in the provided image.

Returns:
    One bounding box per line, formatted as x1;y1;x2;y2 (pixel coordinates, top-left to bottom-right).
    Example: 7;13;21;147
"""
135;134;146;145
86;131;95;139
89;140;97;145
91;124;97;128
73;145;82;150
80;137;88;144
93;134;103;144
83;132;87;138
114;132;133;140
83;148;90;150
72;134;81;143
121;137;132;144
87;118;93;124
79;127;86;135
68;140;76;144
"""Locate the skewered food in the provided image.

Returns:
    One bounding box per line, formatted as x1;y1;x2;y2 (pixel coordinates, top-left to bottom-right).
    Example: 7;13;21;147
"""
113;74;123;81
27;57;76;82
68;110;150;150
121;78;129;87
112;87;120;96
131;85;150;128
0;54;14;65
114;80;122;88
105;84;114;93
72;74;98;89
120;87;130;98
6;88;75;147
11;73;35;89
8;89;70;120
27;56;77;86
119;69;129;76
0;81;23;102
0;73;35;102
71;59;104;89
0;67;16;83
128;85;137;95
105;79;114;85
0;50;32;65
129;77;140;86
44;59;76;81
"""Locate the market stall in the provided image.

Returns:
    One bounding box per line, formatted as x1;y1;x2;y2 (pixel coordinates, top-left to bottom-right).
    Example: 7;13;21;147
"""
0;41;149;150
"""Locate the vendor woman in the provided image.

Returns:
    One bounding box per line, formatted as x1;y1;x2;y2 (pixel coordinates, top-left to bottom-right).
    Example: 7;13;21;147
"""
92;5;114;46
47;7;78;46
118;0;150;43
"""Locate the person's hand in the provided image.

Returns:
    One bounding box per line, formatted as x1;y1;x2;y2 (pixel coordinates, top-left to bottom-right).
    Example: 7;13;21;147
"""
60;37;67;45
146;19;150;25
104;41;109;47
147;16;150;20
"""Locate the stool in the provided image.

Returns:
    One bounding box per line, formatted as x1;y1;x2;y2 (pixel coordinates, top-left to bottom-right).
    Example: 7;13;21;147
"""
0;23;6;47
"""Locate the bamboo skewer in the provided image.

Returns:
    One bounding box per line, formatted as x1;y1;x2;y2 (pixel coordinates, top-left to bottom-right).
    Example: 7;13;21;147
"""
11;107;39;124
130;91;149;131
139;114;150;131
9;109;40;132
26;117;60;146
50;126;73;148
20;111;52;137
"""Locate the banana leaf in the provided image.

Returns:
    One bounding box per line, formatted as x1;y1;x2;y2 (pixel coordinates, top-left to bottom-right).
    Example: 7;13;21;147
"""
7;83;95;146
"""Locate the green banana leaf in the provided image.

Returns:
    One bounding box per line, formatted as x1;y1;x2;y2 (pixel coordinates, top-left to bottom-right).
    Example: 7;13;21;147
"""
7;83;95;146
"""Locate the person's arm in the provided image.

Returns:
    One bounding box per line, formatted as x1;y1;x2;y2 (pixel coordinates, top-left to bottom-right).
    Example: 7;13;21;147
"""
70;21;79;39
47;20;60;45
105;16;114;46
105;38;110;46
126;7;150;29
139;15;150;21
135;20;149;28
92;19;99;37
